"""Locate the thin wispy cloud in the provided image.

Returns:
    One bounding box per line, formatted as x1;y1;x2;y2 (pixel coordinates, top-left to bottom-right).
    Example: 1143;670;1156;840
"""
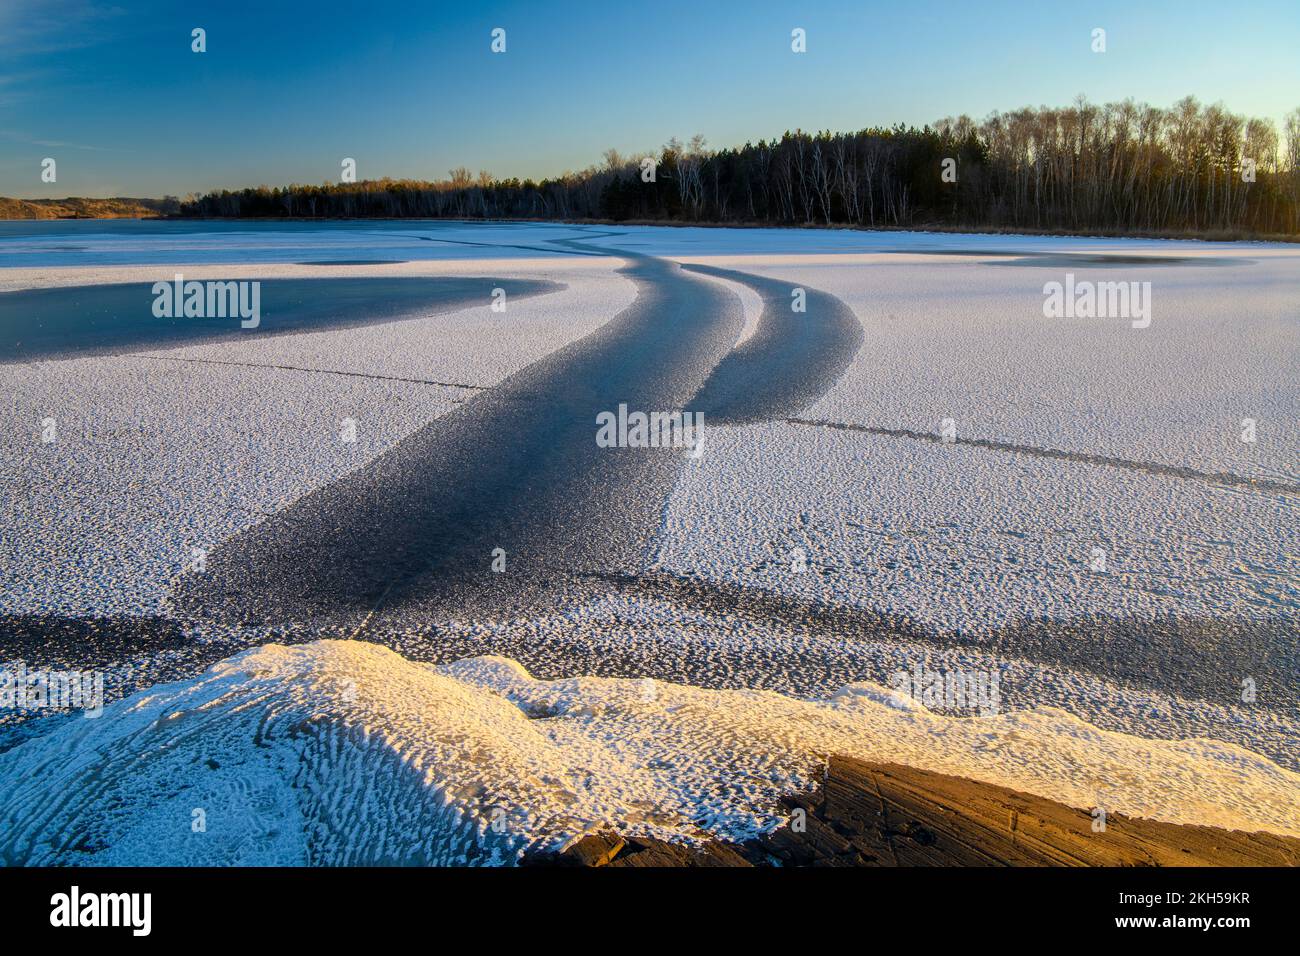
0;1;128;55
0;128;121;156
0;1;129;108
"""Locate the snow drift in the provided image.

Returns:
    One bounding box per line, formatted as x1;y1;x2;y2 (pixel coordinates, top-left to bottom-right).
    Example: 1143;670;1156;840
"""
1;639;1296;866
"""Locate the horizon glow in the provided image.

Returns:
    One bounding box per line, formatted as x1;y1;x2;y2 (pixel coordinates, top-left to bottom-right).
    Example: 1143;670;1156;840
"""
2;0;1298;198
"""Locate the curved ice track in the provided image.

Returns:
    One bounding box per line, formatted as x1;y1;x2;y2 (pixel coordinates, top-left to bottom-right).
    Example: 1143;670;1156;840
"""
682;262;863;423
169;249;745;627
169;246;870;632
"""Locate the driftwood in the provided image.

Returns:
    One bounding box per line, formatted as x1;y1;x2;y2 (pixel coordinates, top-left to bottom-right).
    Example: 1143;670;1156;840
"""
527;755;1300;867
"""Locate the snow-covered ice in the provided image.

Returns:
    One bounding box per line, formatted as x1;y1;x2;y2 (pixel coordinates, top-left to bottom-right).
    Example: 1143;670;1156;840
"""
700;251;1298;483
1;221;1295;862
0;257;632;615
655;420;1299;632
1;639;1296;866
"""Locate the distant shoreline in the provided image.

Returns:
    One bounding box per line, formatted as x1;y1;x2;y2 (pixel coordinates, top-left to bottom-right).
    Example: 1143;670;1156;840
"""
3;210;1297;244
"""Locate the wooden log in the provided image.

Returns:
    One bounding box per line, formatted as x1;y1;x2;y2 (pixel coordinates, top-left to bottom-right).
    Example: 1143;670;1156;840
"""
527;755;1300;867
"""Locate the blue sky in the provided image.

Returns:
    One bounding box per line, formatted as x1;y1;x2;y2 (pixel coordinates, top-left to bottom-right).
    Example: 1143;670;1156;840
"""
2;0;1297;198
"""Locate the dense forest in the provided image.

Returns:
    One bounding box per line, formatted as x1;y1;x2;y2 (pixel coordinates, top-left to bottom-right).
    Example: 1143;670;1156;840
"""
180;96;1300;236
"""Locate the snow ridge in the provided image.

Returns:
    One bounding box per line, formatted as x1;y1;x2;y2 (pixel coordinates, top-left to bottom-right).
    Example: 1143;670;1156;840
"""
2;640;1296;866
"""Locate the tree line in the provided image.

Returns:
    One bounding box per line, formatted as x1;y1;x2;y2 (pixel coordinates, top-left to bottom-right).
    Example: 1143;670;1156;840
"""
180;96;1300;236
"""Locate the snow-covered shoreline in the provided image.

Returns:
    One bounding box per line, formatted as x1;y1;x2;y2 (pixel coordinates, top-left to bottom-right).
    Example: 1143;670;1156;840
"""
2;639;1296;866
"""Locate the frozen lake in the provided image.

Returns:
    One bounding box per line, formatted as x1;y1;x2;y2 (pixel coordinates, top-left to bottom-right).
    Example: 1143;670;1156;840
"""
1;220;1297;860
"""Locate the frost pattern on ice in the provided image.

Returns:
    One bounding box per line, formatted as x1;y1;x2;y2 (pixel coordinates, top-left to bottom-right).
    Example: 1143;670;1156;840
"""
1;640;1296;866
